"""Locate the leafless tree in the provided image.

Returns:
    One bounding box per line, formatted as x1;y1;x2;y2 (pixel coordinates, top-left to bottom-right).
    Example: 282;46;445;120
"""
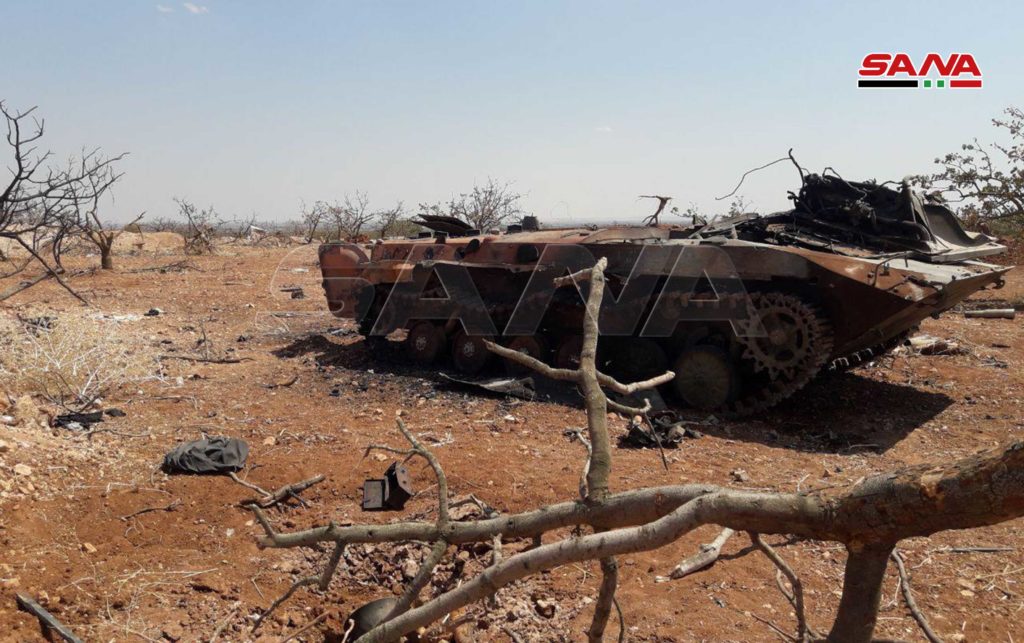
639;194;672;225
299;200;329;243
329;191;374;241
223;213;263;243
247;258;1024;642
1;102;126;302
726;195;751;216
917;106;1024;233
70;167;143;269
146;216;188;234
174;197;220;255
454;178;525;231
420;178;525;232
374;200;406;238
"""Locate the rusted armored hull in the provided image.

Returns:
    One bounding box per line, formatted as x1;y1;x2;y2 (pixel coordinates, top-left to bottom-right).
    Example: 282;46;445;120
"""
319;177;1010;414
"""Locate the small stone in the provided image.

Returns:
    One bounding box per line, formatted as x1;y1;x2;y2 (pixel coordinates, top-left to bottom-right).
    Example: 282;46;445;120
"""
162;622;184;641
0;439;9;453
13;463;32;477
402;558;418;579
145;308;163;317
730;469;749;483
532;596;556;619
81;542;98;554
262;436;277;447
503;414;517;423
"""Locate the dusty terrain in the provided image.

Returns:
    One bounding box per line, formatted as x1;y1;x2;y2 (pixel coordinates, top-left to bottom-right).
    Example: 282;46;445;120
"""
1;244;1022;642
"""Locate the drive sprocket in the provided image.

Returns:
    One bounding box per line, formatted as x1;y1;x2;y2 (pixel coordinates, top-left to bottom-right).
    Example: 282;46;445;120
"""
737;292;825;379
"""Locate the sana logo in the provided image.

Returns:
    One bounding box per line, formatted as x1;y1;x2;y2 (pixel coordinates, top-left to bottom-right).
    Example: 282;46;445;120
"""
858;53;982;88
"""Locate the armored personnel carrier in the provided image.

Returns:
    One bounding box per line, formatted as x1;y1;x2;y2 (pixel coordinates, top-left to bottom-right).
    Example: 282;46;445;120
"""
319;174;1009;415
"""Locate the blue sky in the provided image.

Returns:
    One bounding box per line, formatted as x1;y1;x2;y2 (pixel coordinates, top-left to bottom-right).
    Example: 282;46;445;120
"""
2;1;1022;223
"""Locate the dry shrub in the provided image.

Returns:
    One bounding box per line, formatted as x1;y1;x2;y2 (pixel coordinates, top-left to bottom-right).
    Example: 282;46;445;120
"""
0;312;153;411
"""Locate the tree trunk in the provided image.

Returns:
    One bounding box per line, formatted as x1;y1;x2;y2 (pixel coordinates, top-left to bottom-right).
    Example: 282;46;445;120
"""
100;243;113;270
826;543;894;643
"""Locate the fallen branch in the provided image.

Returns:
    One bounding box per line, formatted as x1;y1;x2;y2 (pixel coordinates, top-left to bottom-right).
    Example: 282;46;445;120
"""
892;550;943;643
120;499;181;521
935;545;1015;554
750;532;816;642
0;270;53;301
228;472;270;496
160;354;252;364
127;260;195;274
231;472;325;508
669;527;735;579
278;612;329;643
265;375;300;389
15;593;84;643
209;604;239;643
253;577;320;631
83;427;152;440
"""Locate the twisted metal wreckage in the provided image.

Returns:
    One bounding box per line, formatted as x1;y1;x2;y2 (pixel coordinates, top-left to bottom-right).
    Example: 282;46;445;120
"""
319;170;1010;416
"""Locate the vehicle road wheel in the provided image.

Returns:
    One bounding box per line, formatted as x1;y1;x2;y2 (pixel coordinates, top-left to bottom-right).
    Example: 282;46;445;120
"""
672;345;739;411
452;331;491;374
406;321;446;365
504;335;549;375
554;335;583;370
613;338;668;382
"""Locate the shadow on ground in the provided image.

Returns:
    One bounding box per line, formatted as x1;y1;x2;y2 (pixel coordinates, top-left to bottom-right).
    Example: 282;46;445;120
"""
274;333;953;455
272;332;584;406
699;371;955;454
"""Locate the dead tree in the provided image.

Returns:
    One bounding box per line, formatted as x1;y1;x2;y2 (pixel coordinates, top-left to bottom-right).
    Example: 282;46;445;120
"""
174;198;220;254
450;179;524;232
70;166;142;269
249;259;1024;643
374;201;406;239
420;178;525;233
300;200;328;243
1;102;126;301
329;192;374;241
639;194;672;226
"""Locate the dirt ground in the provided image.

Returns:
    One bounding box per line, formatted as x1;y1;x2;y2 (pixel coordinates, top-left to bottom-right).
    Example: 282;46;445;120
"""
1;245;1022;642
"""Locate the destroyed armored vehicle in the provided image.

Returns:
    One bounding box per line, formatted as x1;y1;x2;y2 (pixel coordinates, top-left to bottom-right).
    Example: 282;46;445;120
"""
320;174;1009;415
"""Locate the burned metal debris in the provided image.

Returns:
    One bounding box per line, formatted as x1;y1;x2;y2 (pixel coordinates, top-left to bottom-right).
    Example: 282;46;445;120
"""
362;461;414;511
438;373;536;401
319;170;1010;416
618;411;704;449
